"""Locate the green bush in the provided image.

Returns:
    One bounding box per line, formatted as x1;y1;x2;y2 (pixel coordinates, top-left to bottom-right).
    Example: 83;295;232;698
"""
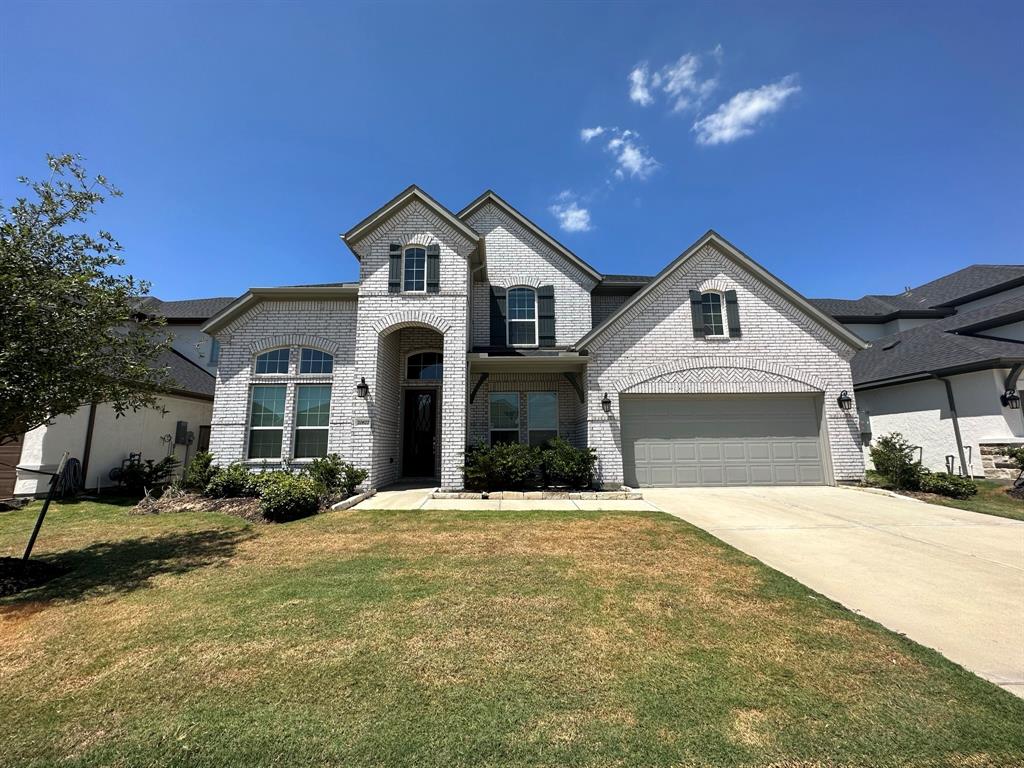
258;472;321;522
463;442;540;491
304;454;368;498
205;463;259;498
540;437;596;489
869;432;922;490
182;451;215;492
118;456;180;495
918;471;978;499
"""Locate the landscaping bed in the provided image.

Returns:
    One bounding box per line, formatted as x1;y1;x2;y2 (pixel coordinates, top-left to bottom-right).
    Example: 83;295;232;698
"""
132;492;267;523
434;489;642;500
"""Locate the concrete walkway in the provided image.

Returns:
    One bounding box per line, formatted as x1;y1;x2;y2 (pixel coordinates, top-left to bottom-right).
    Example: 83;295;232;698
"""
352;485;658;512
644;485;1024;698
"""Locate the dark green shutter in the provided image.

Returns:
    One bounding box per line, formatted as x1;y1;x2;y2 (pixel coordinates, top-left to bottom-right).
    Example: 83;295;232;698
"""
538;285;555;347
388;243;402;293
724;290;741;338
426;244;440;293
489;286;507;347
689;290;705;338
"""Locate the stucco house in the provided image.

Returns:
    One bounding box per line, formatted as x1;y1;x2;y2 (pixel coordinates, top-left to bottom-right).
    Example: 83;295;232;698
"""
812;265;1024;478
200;186;866;490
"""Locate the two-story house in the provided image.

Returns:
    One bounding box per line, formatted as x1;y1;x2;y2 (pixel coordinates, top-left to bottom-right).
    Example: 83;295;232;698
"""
202;186;866;490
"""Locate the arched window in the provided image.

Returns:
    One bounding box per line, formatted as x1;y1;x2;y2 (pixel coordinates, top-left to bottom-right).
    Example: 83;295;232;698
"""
507;287;537;346
403;247;426;292
407;351;443;380
299;348;333;374
255;348;289;374
700;292;725;336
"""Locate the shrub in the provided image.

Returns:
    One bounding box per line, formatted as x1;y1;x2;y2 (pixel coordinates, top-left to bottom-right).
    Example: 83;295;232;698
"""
118;456;180;495
463;442;540;491
918;471;978;499
340;462;369;497
304;454;368;498
204;463;259;498
869;432;921;490
258;472;320;522
540;437;596;489
182;451;216;492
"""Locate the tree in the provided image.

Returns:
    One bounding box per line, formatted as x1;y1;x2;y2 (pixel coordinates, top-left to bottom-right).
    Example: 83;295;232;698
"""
0;154;169;444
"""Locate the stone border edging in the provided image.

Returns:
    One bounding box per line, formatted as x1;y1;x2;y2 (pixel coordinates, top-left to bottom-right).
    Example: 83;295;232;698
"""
330;489;377;511
433;489;643;501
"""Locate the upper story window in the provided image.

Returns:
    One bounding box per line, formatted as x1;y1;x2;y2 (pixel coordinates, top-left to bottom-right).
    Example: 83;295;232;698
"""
407;351;443;380
299;348;333;375
403;247;426;292
255;348;289;374
700;292;725;336
507;287;537;346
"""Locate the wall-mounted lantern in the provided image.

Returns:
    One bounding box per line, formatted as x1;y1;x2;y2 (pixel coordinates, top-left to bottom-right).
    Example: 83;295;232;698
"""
1001;389;1021;409
356;377;369;399
836;389;853;412
601;392;612;414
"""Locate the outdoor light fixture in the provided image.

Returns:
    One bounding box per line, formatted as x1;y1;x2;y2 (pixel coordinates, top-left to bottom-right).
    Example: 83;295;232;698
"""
836;390;853;412
356;377;369;399
601;392;612;414
1001;389;1021;410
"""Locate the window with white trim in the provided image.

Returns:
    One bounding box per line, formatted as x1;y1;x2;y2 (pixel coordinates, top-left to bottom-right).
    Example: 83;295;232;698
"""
299;348;333;374
403;247;426;292
255;348;289;374
489;392;519;445
527;392;557;446
294;385;331;458
507;287;537;346
700;292;725;336
248;385;286;458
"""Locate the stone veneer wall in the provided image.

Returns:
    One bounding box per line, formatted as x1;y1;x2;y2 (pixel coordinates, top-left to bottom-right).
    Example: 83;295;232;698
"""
979;443;1024;480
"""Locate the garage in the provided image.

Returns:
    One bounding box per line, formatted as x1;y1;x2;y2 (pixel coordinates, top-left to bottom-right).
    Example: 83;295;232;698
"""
621;394;828;487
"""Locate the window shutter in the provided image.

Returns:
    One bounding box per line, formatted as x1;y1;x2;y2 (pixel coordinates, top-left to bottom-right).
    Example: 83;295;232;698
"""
689;290;706;338
537;285;555;347
724;290;742;338
489;286;507;347
388;243;402;293
426;244;440;293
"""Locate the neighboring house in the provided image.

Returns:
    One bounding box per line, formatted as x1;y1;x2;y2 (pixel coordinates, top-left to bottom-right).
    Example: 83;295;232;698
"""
811;265;1024;478
202;186;866;490
10;297;233;496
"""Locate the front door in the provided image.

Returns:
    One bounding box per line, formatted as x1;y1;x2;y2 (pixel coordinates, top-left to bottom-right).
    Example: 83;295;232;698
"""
402;389;437;478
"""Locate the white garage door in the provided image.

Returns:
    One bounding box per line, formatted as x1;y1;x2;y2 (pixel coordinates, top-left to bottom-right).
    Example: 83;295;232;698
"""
621;395;827;487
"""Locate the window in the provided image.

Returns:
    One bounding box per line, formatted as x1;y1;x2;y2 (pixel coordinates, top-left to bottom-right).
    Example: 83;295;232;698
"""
248;385;286;458
489;392;519;445
299;348;333;375
403;247;426;292
294;385;331;458
700;292;725;336
527;392;557;446
255;348;289;374
407;351;443;380
207;338;220;367
507;287;537;346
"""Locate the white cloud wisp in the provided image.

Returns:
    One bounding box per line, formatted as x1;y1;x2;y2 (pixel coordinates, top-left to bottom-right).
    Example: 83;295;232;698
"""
693;75;801;145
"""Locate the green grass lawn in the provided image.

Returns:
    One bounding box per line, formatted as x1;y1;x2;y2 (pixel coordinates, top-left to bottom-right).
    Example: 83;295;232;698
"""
921;479;1024;522
1;500;1022;767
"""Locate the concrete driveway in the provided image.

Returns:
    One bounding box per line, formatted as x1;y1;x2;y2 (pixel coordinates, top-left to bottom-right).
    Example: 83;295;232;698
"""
644;486;1024;698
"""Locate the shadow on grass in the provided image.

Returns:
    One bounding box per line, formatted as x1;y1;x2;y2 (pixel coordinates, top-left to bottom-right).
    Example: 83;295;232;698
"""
0;527;253;606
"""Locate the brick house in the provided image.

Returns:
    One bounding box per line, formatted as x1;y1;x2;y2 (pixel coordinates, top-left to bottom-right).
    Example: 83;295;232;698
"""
202;186;867;490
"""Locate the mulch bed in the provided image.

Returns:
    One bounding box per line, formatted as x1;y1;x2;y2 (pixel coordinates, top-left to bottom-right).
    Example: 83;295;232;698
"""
132;493;267;524
0;556;67;598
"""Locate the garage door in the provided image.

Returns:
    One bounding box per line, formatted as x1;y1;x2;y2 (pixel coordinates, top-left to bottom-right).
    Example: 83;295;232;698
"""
621;395;827;487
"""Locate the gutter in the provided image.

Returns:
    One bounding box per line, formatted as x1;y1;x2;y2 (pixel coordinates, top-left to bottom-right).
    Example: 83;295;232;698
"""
930;374;969;476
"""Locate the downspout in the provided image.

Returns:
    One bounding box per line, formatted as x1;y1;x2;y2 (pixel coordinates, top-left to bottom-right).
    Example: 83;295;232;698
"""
932;375;968;476
80;401;98;488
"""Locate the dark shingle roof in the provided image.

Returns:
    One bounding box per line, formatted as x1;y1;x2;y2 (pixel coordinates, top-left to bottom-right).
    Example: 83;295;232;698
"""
142;296;237;320
158;349;216;398
600;274;654;284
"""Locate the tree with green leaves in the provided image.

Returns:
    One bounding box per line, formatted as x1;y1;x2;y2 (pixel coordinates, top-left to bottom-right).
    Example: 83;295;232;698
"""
0;154;169;445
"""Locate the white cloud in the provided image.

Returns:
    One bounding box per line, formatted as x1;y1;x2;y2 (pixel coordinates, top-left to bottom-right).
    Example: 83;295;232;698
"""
549;193;592;233
580;126;606;143
693;75;801;145
580;127;658;181
628;64;653;106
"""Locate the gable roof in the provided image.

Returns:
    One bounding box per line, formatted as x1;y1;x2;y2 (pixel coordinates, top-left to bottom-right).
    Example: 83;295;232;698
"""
457;190;603;282
202;284;360;334
575;230;867;351
341;185;481;256
158;348;216;399
139;296;237;322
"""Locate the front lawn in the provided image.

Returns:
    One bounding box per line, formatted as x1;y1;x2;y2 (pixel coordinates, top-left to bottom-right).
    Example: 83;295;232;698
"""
918;479;1024;522
1;500;1022;767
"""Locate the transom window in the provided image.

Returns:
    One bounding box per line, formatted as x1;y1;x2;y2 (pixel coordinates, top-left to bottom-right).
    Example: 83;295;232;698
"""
527;392;557;447
507;287;537;346
407;351;443;380
255;348;289;374
700;292;725;336
403;247;426;292
294;385;331;458
489;392;520;445
248;385;286;458
299;348;333;375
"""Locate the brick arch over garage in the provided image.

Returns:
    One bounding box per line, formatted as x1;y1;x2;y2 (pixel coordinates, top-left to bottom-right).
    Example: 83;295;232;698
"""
614;357;827;395
372;311;452;337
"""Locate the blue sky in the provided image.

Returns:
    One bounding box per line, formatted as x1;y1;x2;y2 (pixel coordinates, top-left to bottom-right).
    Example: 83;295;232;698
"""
2;1;1021;301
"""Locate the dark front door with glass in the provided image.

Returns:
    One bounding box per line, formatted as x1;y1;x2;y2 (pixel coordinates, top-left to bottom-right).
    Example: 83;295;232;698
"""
402;389;437;478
